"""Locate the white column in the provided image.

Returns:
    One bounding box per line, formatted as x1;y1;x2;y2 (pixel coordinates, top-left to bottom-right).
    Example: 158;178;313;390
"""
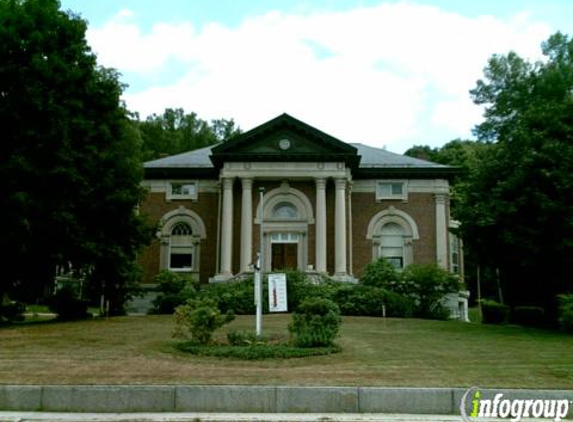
315;178;327;273
435;193;448;269
240;178;253;273
347;181;353;276
219;177;234;277
334;178;347;276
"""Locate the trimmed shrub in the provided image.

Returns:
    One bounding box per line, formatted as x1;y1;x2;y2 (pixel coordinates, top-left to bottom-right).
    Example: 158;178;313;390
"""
176;342;340;359
200;278;257;315
558;294;573;333
480;299;509;324
288;297;341;347
510;306;546;328
331;285;413;317
283;269;309;311
227;330;267;346
282;270;333;311
383;290;416;318
149;270;196;314
46;287;90;320
200;271;331;315
361;258;401;288
399;264;463;320
173;298;235;344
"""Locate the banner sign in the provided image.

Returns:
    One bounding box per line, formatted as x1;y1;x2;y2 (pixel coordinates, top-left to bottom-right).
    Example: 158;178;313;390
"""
268;273;288;312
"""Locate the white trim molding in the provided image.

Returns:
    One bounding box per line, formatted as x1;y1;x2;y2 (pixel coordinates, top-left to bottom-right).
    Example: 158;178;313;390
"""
166;180;198;201
255;181;315;224
158;206;207;276
366;206;419;266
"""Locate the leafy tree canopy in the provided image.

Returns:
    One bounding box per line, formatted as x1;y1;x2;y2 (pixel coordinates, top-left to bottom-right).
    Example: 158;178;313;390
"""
0;0;153;314
138;108;241;161
405;139;490;172
454;32;573;314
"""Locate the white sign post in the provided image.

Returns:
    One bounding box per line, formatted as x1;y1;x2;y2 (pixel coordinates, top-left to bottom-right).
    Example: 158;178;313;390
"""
268;273;288;312
254;252;262;336
255;187;265;338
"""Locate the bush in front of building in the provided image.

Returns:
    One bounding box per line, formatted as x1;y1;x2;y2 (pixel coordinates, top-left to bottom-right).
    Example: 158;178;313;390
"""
360;259;463;320
480;299;510;324
288;297;341;347
400;264;463;320
199;270;331;315
149;270;196;314
360;258;401;289
331;284;414;317
510;306;546;328
173;297;235;344
196;270;415;318
200;278;257;315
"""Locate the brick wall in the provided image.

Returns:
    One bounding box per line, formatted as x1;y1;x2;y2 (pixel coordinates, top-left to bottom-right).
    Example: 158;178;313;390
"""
139;178;444;284
351;192;437;279
138;189;219;284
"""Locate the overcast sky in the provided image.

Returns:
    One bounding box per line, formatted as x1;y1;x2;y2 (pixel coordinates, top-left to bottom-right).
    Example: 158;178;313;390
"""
59;0;573;153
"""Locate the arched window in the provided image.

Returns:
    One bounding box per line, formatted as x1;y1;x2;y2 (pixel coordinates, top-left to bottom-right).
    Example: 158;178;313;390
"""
272;202;298;219
379;223;405;268
169;222;193;269
367;207;418;268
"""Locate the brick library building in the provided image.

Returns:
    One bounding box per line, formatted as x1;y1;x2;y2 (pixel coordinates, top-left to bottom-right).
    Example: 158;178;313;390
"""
139;113;463;287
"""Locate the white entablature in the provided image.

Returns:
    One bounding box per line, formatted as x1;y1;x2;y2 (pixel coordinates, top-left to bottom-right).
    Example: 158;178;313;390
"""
220;161;351;180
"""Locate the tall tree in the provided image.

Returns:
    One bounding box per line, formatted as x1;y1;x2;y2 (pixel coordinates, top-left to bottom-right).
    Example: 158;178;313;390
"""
405;139;489;171
0;0;152;315
455;32;573;317
139;108;241;161
404;145;440;162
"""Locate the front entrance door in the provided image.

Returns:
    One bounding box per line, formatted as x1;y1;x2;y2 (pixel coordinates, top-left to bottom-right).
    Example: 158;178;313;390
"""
271;243;297;270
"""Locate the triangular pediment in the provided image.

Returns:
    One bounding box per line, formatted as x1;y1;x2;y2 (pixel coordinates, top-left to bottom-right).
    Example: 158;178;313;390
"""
210;113;360;168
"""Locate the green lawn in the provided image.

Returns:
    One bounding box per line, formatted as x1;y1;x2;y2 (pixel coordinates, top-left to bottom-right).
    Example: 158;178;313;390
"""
1;314;572;388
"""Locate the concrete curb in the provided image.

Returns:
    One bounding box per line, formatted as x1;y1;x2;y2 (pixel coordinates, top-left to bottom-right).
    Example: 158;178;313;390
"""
0;412;466;422
1;385;572;416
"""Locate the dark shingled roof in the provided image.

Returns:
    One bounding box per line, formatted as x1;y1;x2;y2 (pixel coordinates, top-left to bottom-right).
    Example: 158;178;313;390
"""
351;143;448;168
144;114;459;179
144;144;220;169
144;142;447;170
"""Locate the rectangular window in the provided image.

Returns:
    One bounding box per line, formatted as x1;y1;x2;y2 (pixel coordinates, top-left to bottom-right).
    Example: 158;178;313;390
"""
167;181;197;200
170;235;194;270
384;256;403;269
376;181;407;200
450;235;460;274
170;252;193;269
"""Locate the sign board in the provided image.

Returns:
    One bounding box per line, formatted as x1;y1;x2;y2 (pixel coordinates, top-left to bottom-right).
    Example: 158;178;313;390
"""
268;273;288;312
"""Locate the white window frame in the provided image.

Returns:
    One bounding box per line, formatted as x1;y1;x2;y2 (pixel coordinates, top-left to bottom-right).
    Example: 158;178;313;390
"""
378;222;406;269
450;233;460;274
168;222;195;272
158;207;207;280
376;180;408;201
167;180;198;201
270;232;300;244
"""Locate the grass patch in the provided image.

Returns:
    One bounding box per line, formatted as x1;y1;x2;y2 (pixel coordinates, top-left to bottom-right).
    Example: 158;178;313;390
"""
468;306;482;323
1;314;573;387
176;342;341;359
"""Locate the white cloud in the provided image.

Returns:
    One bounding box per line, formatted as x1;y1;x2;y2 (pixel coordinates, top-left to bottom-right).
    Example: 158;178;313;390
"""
87;10;197;73
86;2;553;152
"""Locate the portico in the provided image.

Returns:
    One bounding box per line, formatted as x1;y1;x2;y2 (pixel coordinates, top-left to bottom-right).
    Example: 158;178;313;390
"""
213;162;353;281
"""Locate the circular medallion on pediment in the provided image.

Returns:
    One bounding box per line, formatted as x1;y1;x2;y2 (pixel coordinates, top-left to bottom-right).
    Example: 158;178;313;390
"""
278;138;291;150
